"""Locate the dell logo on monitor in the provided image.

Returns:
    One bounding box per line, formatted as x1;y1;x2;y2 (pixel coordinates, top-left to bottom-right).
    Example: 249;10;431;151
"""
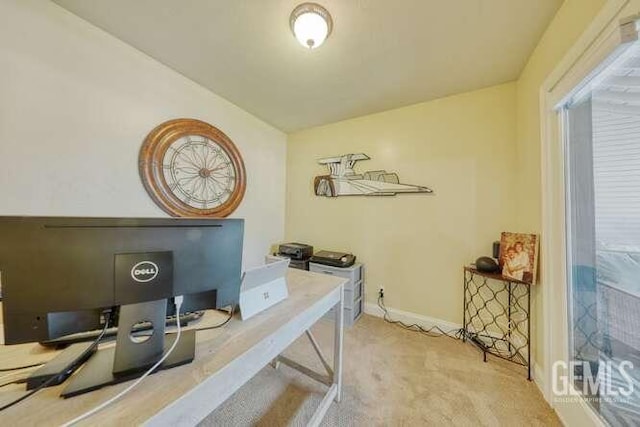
130;261;159;283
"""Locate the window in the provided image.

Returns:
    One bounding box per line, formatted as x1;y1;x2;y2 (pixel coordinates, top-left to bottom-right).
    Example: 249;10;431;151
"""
563;42;640;426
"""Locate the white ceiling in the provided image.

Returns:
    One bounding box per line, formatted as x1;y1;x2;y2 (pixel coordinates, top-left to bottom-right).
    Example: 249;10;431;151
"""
53;0;563;132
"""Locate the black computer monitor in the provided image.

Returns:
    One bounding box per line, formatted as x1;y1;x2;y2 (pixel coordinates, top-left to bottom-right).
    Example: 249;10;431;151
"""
0;216;243;396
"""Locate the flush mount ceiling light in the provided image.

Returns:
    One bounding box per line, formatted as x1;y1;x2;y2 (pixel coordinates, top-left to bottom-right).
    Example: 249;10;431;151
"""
290;3;333;49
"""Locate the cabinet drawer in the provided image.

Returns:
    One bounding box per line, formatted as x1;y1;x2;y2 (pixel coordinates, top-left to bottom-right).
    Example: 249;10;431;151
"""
343;282;362;308
352;297;363;322
309;264;353;280
323;297;363;327
344;288;354;309
352;280;362;300
309;263;362;285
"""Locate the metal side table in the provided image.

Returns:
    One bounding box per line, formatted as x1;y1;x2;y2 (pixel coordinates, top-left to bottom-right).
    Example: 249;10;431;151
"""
462;266;532;380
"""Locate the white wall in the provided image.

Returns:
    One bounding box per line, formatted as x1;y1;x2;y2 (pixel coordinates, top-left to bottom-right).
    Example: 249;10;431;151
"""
0;0;287;268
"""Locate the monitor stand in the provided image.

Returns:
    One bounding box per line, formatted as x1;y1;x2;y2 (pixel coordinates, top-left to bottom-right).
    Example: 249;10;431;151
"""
61;299;195;398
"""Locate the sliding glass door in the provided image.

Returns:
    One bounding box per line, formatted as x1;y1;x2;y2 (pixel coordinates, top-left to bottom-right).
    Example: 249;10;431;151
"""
563;43;640;426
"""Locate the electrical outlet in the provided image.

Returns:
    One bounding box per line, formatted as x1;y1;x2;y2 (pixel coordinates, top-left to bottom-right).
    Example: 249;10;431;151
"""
378;286;384;298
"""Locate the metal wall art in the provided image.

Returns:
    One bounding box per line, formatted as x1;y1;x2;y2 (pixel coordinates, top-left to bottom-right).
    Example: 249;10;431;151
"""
313;153;433;197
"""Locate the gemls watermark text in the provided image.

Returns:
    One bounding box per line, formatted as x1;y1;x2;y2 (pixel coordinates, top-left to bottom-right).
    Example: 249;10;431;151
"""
552;360;634;404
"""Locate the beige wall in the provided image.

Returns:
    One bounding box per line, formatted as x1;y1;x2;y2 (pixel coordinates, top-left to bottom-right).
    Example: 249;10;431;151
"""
286;83;517;324
0;0;287;268
515;0;606;372
515;0;607;232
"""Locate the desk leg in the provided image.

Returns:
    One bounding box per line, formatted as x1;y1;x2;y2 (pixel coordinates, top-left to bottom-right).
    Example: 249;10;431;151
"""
307;287;345;427
333;285;344;402
270;358;280;370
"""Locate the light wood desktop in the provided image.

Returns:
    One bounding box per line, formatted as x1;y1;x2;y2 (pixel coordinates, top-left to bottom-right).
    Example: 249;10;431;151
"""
0;268;346;426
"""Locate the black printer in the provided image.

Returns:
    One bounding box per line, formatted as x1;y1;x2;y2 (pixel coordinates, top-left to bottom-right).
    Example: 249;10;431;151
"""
278;242;313;260
310;250;356;268
277;242;313;270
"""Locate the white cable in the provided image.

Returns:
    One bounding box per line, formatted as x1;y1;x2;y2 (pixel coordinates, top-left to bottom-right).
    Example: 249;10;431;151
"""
62;296;184;426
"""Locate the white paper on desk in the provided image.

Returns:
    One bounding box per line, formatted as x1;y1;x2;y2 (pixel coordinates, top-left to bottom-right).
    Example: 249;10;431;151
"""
239;258;289;320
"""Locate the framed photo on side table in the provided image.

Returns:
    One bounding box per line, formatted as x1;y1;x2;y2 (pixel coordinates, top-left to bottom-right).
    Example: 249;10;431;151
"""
498;232;539;284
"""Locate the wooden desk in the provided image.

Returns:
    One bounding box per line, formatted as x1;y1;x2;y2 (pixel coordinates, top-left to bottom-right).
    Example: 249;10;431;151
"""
0;268;346;426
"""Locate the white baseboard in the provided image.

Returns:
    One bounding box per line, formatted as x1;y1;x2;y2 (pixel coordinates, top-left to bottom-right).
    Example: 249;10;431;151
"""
363;301;462;332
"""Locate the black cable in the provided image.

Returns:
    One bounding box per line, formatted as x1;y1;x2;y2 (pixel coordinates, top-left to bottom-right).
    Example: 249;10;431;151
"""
195;305;235;332
123;307;230;338
0;363;45;372
0;379;26;388
0;311;112;413
377;296;464;340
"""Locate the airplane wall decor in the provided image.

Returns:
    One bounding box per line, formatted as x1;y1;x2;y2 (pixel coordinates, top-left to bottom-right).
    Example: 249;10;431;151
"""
314;153;433;197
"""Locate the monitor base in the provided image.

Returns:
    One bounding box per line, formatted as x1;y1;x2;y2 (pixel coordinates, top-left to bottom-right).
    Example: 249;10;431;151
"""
61;329;195;398
27;342;97;390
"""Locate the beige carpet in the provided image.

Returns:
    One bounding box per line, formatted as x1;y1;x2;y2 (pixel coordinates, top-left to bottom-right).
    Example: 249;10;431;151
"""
200;315;561;426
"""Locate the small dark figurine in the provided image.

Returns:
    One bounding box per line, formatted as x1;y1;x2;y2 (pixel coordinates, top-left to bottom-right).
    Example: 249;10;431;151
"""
475;256;499;273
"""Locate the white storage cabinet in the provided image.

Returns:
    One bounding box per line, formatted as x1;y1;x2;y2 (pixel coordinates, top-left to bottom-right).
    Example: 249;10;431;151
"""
309;262;364;327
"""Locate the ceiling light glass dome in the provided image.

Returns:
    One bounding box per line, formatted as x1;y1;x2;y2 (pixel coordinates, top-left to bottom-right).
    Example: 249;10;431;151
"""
290;3;333;49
